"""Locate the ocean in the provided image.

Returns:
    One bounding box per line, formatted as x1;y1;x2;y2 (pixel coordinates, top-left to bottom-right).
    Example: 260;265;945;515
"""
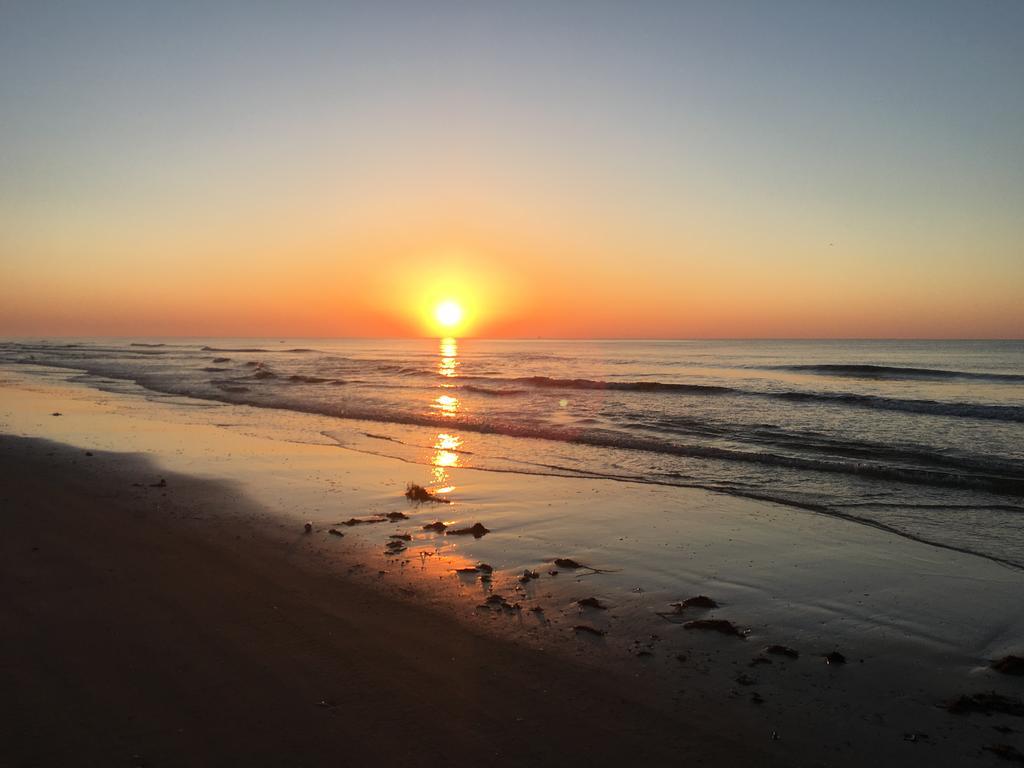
2;338;1022;567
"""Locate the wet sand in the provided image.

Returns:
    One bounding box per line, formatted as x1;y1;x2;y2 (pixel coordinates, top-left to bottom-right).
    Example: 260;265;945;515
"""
0;435;781;768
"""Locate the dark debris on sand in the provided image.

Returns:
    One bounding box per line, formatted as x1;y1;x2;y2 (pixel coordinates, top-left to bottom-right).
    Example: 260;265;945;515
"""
479;594;521;612
327;528;344;537
576;597;607;610
447;523;490;538
992;655;1024;676
340;516;387;526
554;558;585;569
683;619;744;637
422;521;447;533
672;595;718;611
765;645;799;659
983;744;1024;764
946;692;1024;717
405;483;450;504
824;651;846;665
573;625;605;637
553;558;617;574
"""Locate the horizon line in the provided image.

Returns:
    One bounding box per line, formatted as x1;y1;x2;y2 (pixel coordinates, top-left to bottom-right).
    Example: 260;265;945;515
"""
2;335;1022;343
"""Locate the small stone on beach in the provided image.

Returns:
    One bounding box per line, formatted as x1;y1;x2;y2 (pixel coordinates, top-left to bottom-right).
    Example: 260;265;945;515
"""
672;595;718;611
447;523;490;538
573;625;605;636
992;655;1024;676
423;521;447;533
824;651;846;665
554;558;585;569
576;597;607;610
328;528;344;537
765;645;799;659
683;619;744;637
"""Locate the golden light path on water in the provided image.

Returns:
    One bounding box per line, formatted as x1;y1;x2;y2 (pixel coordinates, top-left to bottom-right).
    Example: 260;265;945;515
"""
431;337;462;496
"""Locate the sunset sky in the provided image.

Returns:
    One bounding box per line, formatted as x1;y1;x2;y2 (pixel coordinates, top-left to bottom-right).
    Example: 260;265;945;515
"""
1;1;1022;338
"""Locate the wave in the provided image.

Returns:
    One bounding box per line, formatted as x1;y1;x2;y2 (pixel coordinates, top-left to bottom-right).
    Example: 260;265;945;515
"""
170;385;1023;497
776;391;1024;423
473;375;1022;422
201;346;268;352
461;384;528;396
287;374;332;384
500;376;734;394
774;363;1024;383
130;342;166;347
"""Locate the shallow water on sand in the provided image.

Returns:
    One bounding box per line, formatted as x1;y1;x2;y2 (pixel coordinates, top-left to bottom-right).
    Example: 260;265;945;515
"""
2;338;1022;566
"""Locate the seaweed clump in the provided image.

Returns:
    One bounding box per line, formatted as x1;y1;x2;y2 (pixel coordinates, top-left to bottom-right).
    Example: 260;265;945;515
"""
405;483;451;504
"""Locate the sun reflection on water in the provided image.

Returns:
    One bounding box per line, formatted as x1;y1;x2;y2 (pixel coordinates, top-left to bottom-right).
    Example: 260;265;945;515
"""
430;338;465;495
431;431;462;492
438;336;459;377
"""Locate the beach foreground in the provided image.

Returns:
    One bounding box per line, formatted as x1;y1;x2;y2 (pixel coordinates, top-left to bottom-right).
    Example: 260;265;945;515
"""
1;434;773;768
2;370;1023;767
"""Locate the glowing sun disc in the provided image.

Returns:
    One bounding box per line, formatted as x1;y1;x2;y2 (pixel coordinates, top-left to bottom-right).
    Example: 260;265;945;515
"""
435;300;463;328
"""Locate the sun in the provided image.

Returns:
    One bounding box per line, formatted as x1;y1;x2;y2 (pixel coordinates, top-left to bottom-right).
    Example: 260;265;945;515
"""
434;300;464;329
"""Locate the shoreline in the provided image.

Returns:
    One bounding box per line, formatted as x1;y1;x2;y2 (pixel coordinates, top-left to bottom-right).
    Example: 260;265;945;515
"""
2;370;1023;765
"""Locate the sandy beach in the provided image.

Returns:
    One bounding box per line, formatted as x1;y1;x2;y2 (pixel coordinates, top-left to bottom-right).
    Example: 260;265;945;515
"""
2;369;1023;767
4;2;1023;764
4;432;781;768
